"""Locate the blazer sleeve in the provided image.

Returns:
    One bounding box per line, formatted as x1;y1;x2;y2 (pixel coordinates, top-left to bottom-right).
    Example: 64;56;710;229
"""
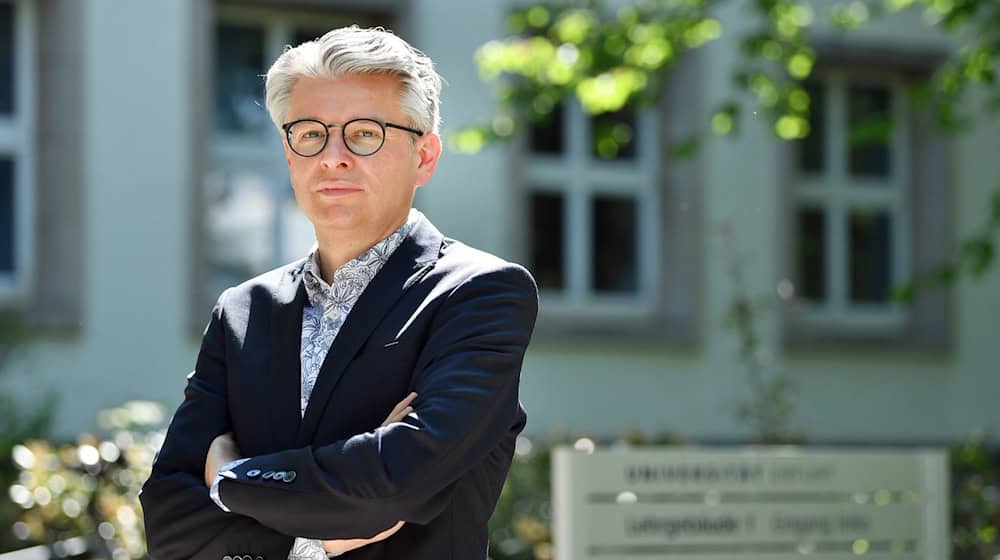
216;264;539;540
140;290;295;560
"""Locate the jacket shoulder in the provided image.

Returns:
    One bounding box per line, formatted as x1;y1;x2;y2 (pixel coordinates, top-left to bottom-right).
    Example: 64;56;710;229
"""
212;258;306;310
436;238;537;293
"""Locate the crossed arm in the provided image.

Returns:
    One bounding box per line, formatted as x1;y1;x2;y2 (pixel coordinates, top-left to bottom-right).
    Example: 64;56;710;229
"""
203;393;417;555
140;266;538;559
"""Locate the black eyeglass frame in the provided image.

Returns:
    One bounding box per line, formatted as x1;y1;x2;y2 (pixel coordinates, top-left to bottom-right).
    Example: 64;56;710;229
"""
281;117;425;157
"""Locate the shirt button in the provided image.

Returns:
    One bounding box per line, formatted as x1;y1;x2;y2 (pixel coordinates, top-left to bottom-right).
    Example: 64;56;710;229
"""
282;471;297;483
246;469;261;478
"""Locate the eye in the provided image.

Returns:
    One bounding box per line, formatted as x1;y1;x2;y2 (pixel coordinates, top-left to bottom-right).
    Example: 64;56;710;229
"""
301;130;323;140
351;128;379;139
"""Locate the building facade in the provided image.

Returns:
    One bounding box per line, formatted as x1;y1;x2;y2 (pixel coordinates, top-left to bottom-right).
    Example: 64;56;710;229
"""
2;0;998;444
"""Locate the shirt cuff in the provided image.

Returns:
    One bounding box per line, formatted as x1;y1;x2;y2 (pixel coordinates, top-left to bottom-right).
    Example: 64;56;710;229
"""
289;538;340;559
208;457;250;512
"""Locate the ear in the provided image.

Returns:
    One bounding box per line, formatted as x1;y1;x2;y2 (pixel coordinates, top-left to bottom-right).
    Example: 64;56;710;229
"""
413;133;442;187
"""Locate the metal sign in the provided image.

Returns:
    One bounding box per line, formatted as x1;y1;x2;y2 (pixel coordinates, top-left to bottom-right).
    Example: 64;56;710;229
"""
552;447;949;559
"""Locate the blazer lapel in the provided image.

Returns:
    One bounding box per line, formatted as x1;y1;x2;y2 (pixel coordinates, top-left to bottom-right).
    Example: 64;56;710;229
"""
295;215;443;446
268;264;308;452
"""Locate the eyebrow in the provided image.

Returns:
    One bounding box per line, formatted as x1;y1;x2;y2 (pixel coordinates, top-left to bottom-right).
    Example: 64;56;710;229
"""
289;114;392;124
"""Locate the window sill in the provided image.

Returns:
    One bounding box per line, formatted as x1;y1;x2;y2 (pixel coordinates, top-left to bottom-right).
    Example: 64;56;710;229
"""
533;307;699;345
780;318;952;356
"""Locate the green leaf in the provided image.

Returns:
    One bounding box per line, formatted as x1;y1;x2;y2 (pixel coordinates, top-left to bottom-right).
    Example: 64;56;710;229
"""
669;133;701;160
890;283;916;304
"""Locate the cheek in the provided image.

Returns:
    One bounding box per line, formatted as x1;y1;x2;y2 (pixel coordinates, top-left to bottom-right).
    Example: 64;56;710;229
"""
287;160;313;189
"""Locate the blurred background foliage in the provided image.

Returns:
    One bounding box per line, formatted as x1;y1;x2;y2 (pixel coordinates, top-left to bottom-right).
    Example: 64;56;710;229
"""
719;222;802;445
455;0;1000;287
0;314;54;553
3;401;164;559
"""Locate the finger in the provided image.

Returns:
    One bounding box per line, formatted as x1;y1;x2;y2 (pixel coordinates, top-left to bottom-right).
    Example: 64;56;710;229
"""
393;406;413;422
383;406;413;427
322;521;405;554
370;521;405;542
381;392;417;426
388;392;417;418
322;540;358;555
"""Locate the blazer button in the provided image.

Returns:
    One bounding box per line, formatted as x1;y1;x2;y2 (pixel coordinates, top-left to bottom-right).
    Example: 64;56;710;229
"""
272;471;285;481
282;471;297;483
255;556;264;560
246;469;261;478
261;471;274;480
222;556;232;560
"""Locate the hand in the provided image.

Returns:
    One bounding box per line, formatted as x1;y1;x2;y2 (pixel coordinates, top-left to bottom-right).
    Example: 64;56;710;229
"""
381;391;416;427
322;521;405;555
204;432;242;487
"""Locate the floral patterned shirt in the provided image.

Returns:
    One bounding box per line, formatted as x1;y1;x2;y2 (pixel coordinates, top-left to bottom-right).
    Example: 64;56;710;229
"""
289;209;416;560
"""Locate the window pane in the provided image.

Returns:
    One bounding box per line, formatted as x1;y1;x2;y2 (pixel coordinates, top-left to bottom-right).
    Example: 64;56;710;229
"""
797;207;826;301
0;3;13;115
848;85;892;178
529;192;565;290
849;209;893;303
215;24;267;133
529;103;564;154
204;171;313;299
798;82;825;173
592;195;638;293
591;109;637;160
0;158;14;273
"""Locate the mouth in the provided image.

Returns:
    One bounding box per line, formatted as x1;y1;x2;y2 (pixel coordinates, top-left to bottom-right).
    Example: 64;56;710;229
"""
315;180;363;196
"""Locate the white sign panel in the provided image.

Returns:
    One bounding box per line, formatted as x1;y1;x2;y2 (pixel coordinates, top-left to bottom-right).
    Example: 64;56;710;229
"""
553;447;948;560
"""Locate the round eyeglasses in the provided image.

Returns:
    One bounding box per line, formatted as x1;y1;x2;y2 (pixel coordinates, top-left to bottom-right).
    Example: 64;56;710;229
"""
281;118;424;157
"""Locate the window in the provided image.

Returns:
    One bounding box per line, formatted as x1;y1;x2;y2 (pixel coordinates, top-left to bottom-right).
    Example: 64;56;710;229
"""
0;0;35;304
791;69;911;331
202;5;386;303
524;102;661;320
782;50;955;350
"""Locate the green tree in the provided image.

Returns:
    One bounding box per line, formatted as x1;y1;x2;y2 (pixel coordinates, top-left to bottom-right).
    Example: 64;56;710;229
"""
457;0;1000;289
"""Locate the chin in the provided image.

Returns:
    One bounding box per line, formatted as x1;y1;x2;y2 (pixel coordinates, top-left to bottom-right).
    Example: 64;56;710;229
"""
311;213;365;231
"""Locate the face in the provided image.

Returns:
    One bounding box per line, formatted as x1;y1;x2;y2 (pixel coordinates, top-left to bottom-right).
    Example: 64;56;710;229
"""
282;74;441;241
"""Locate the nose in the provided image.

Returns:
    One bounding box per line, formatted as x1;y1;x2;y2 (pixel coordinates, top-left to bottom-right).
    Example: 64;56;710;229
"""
318;129;354;170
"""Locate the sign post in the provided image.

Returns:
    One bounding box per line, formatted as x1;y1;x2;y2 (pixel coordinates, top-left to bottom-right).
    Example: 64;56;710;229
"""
552;447;949;559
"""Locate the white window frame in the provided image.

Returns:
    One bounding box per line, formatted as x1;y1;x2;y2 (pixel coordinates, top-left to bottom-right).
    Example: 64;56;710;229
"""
525;101;661;321
796;68;911;331
0;0;36;305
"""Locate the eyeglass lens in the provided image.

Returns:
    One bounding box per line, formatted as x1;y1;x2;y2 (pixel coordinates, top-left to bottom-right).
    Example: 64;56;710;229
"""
287;119;386;157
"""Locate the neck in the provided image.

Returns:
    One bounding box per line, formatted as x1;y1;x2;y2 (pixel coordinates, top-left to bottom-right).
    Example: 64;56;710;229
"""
313;214;409;283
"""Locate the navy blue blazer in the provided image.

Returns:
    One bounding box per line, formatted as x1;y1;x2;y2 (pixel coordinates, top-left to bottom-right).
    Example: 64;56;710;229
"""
140;214;537;560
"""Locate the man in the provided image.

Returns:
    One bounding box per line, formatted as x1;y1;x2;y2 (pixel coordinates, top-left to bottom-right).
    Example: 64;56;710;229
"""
140;26;538;559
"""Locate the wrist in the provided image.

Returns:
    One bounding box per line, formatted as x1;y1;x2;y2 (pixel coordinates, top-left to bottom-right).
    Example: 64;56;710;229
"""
208;457;250;512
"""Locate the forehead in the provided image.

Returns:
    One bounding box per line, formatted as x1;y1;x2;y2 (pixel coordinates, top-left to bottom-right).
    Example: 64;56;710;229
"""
286;74;405;121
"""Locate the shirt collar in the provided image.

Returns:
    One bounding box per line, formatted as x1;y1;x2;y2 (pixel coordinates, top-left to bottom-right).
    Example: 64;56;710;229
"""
301;209;419;306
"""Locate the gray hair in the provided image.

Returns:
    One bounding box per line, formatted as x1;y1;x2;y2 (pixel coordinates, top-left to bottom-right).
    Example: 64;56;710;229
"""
265;26;443;134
